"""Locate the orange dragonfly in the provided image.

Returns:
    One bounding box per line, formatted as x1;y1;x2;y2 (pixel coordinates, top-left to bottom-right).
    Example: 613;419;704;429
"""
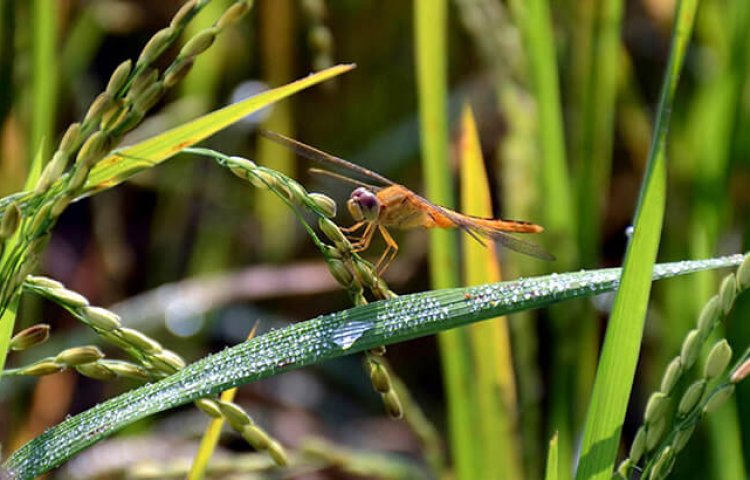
260;130;554;273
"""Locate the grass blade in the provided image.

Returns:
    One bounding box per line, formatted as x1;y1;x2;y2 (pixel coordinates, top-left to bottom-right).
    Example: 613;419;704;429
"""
28;0;57;184
576;1;700;478
188;324;258;480
460;104;522;479
82;64;355;195
675;2;750;477
571;0;624;267
545;433;559;480
508;0;574;256
413;1;471;478
509;1;577;476
0;296;19;378
256;0;296;260
4;254;743;478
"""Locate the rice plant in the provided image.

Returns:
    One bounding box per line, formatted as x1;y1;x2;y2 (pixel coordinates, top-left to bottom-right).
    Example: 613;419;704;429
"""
1;1;748;479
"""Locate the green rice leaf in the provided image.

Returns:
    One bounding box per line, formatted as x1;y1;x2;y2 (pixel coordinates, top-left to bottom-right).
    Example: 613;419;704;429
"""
576;1;700;478
4;254;742;479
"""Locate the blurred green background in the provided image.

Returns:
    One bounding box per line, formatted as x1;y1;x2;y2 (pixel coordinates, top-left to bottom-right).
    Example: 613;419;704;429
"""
0;0;749;478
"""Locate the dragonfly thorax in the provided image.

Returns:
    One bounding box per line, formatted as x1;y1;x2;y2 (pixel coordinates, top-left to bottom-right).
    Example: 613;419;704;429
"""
347;187;381;222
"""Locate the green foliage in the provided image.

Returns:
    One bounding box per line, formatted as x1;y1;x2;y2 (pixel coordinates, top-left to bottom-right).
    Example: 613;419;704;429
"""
578;1;700;478
2;1;750;479
4;255;743;478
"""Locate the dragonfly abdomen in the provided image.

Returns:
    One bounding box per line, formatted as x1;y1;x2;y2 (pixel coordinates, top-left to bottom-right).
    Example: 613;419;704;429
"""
452;214;544;233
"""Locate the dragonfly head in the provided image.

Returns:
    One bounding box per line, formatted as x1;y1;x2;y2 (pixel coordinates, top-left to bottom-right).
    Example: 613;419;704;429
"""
348;187;380;222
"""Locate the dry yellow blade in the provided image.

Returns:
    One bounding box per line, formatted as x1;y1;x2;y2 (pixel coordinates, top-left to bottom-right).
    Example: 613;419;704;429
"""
188;321;260;480
460;104;521;479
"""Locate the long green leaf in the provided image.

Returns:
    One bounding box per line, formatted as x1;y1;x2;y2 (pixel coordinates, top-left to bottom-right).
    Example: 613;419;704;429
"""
4;254;744;479
545;433;559;480
27;0;57;186
256;0;296;260
413;1;470;478
572;0;624;267
508;2;577;475
0;296;18;377
678;2;750;477
576;1;700;478
509;0;574;252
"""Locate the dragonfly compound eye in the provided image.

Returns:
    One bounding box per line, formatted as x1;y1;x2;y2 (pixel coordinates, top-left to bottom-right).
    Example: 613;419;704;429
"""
348;187;380;222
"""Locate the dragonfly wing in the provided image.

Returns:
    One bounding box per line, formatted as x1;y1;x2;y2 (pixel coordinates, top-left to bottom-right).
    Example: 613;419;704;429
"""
308;168;382;191
429;202;555;261
478;229;555;261
260;130;395;187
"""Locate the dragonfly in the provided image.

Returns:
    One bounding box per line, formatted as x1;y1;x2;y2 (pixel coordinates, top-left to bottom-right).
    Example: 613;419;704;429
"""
260;130;554;273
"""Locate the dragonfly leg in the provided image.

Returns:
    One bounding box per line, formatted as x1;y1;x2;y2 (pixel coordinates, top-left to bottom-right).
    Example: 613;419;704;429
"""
350;222;376;252
341;221;366;234
343;221;370;243
375;226;399;274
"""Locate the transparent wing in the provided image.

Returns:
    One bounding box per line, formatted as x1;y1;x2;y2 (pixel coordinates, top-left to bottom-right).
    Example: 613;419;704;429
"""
481;229;555;261
308;167;382;191
434;203;555;261
260;130;395;187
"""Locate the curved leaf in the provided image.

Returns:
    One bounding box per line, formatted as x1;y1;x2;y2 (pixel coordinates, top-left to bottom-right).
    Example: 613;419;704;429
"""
3;254;744;479
84;64;355;195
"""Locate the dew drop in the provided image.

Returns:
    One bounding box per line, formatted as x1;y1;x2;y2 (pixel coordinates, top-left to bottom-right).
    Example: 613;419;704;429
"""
277;358;295;369
330;320;374;350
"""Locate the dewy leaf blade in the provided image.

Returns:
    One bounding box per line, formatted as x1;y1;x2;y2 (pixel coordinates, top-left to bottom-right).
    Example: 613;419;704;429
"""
576;1;700;478
4;254;743;479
